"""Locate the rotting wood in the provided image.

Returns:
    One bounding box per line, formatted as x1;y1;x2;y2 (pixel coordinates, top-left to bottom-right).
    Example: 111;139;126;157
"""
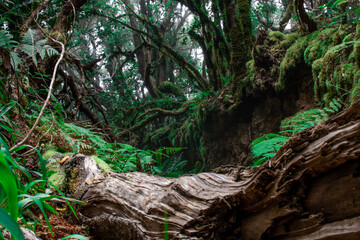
61;100;360;239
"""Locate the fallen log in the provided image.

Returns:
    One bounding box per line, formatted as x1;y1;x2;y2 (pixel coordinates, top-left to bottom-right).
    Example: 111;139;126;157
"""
59;101;360;239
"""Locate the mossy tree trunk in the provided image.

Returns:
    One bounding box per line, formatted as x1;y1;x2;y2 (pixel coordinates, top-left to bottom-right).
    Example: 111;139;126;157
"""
61;100;360;239
295;0;317;33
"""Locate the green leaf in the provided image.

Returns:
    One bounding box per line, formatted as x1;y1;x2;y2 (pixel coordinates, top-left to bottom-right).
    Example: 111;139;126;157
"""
0;150;18;221
0;208;25;240
9;51;22;69
61;234;90;240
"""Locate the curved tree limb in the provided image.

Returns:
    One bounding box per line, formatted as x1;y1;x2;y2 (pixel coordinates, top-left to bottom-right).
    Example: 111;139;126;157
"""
118;100;197;137
20;0;52;34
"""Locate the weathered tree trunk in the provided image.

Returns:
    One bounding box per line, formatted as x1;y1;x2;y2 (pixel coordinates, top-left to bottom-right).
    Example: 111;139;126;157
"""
63;101;360;239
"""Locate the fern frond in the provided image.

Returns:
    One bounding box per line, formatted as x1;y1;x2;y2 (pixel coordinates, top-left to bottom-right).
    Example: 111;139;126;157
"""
0;30;18;49
10;52;22;70
19;29;58;66
250;133;289;159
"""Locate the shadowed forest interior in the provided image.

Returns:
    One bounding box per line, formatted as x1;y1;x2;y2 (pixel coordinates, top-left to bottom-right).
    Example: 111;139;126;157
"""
1;0;360;239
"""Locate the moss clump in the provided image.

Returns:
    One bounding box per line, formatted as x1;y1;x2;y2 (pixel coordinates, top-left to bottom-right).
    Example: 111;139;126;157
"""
47;159;66;190
304;28;337;65
43;148;70;190
277;25;360;106
42;148;60;161
268;31;285;42
158;81;185;98
312;39;360;105
246;60;256;85
278;36;309;88
91;155;112;173
279;33;300;49
332;26;348;45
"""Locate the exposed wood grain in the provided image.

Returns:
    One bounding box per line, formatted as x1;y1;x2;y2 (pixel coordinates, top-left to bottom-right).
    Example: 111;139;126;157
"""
63;101;360;239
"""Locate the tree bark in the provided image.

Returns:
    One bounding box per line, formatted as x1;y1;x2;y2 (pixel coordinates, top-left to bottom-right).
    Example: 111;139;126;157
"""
62;101;360;239
295;0;317;33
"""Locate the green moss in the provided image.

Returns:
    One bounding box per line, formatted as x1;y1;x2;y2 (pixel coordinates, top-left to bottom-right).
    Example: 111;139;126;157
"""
246;60;256;85
268;31;285;42
279;33;300;49
278;26;360;103
47;159;66;190
158;81;185;98
278;36;309;88
42;146;70;160
350;71;360;104
304;28;337;65
91;155;112;173
332;27;348;45
42;149;59;161
354;43;360;68
43;148;73;190
342;33;355;43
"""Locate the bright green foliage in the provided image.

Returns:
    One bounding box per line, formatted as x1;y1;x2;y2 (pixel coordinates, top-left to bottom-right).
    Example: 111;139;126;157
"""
279;33;301;49
0;29;22;69
0;117;81;239
0;208;25;240
277;25;360;106
60;122;107;154
96;142;188;177
280;109;328;135
151;147;190;178
250;133;289;166
251;98;342;166
0;147;21;239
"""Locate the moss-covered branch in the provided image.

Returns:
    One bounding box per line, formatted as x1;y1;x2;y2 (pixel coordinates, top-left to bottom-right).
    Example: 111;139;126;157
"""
118;100;197;136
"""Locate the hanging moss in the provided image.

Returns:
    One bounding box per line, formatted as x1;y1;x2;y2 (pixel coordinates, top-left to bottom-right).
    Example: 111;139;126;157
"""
277;36;309;88
246;60;256;85
276;24;360;107
312;38;360;105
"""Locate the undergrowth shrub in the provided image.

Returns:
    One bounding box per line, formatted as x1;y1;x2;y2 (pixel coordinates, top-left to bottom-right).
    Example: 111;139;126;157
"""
0;137;81;239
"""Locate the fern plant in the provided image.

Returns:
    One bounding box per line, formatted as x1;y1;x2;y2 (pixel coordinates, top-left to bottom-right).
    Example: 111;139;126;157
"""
250;134;289;166
251;98;343;166
0;29;22;69
19;29;58;66
0;29;58;70
60;122;107;154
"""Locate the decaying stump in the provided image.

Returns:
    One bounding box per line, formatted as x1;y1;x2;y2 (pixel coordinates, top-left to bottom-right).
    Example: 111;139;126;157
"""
61;101;360;239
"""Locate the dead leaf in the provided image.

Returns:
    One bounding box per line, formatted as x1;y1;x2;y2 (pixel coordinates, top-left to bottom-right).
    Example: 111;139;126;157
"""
85;179;92;185
60;156;70;165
